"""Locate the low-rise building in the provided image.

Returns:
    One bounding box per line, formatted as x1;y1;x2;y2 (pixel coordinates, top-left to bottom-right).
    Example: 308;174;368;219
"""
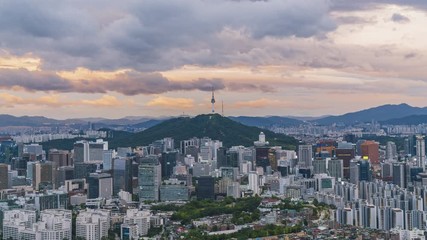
76;209;110;240
2;209;71;240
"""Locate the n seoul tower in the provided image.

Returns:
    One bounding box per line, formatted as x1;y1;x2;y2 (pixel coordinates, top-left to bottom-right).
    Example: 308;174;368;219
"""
211;87;216;113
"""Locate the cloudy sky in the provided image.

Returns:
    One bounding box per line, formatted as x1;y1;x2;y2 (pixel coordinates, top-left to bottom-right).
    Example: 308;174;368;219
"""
0;0;426;119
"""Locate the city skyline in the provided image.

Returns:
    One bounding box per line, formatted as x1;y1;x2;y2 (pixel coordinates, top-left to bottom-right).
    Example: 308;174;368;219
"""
0;0;427;118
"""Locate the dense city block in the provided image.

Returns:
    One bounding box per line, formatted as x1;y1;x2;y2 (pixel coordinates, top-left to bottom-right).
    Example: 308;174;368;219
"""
0;113;427;239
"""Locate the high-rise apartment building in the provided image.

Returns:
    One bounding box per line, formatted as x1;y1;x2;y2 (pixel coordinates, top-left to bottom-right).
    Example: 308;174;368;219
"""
328;158;344;180
248;171;259;195
122;209;151;237
416;136;426;171
393;162;407;188
386;141;398;160
313;158;327;174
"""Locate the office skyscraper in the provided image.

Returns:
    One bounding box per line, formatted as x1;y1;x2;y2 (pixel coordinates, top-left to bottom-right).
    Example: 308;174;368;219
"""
160;151;178;179
392;163;406;188
196;176;215;200
113;158;133;195
0;164;8;190
138;156;161;202
298;145;313;169
48;150;72;167
57;166;74;187
73;141;89;163
217;147;227;168
256;147;270;171
217;148;239;169
88;173;113;199
359;159;372;182
32;162;57;191
336;142;355;180
74;140;107;163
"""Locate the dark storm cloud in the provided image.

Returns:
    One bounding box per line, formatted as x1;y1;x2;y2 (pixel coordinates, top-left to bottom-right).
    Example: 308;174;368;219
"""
94;74;228;95
331;0;427;11
0;69;270;95
0;0;336;72
227;82;276;93
0;69;73;92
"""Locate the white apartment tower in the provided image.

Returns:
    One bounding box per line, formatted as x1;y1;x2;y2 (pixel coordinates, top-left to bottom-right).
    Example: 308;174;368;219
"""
2;209;71;240
248;171;259;195
76;209;110;240
122;209;151;237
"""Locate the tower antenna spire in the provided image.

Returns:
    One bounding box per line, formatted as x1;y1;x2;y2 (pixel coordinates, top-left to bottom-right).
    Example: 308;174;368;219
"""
211;86;216;113
222;100;224;116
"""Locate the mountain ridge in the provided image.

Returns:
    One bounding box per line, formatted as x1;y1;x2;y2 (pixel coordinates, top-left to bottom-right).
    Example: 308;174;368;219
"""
2;103;427;128
107;114;299;149
228;116;303;128
313;103;427;125
380;114;427;125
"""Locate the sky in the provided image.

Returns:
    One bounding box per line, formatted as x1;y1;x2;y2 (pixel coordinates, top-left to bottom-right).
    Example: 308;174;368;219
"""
0;0;427;119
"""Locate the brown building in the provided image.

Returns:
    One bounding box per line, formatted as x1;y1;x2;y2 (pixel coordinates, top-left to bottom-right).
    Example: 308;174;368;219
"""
316;140;336;157
0;164;9;190
33;162;58;190
48;149;72;167
268;148;277;171
361;141;380;165
336;148;355;179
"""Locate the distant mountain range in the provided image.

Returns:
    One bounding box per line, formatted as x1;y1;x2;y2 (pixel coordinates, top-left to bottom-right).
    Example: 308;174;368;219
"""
0;114;166;128
0;114;62;127
229;104;427;126
43;114;299;150
312;103;427;125
4;103;427;129
380;115;427;125
228;116;303;128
